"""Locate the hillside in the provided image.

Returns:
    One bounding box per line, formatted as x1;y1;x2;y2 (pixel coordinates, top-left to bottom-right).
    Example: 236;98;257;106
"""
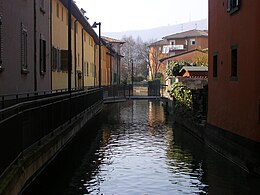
103;19;208;42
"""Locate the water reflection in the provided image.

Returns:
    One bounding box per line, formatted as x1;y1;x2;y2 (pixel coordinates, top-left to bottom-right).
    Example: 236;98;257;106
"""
22;100;260;195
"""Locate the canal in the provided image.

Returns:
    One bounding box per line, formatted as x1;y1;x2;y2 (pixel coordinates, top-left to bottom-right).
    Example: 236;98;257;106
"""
22;100;260;195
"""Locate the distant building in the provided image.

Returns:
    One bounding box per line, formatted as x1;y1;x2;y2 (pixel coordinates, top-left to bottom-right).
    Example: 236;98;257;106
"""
208;0;260;174
148;30;208;82
162;29;208;56
102;36;125;85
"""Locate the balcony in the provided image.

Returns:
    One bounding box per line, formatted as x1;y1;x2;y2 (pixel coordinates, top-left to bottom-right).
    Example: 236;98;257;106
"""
162;44;186;54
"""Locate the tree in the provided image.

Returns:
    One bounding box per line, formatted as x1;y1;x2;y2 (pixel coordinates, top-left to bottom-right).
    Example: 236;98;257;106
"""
120;36;150;83
147;40;165;80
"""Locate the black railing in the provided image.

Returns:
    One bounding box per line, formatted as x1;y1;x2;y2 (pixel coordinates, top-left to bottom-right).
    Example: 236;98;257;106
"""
0;87;87;110
103;84;133;99
0;88;103;176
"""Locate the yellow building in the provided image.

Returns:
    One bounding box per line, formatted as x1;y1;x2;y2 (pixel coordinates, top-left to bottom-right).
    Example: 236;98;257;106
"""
51;0;99;90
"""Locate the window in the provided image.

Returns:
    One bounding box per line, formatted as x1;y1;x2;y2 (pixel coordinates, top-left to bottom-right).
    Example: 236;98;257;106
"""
0;16;3;71
84;33;86;42
62;7;64;21
171;40;175;45
52;46;57;70
227;0;240;14
86;62;89;76
75;22;78;33
21;24;28;73
213;53;218;78
52;47;62;71
56;3;59;18
40;0;45;13
231;46;238;78
185;39;188;45
60;50;68;71
40;38;47;74
190;39;196;45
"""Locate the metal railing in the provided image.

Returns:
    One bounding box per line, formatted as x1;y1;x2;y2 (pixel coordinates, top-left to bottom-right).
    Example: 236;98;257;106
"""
0;88;103;176
0;87;86;110
103;84;133;99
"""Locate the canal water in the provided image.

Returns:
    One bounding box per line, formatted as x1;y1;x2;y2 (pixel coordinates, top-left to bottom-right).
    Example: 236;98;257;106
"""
22;100;260;195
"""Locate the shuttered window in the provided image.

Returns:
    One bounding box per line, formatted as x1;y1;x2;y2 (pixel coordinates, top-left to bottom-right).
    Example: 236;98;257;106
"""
21;23;28;73
40;38;47;74
0;16;3;71
60;50;68;71
227;0;240;14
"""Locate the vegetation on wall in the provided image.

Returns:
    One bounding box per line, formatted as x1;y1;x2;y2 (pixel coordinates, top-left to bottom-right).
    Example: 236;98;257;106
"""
168;82;192;109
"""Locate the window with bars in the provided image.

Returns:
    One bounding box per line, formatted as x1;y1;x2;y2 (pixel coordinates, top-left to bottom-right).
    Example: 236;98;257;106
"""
40;38;47;74
21;24;28;73
227;0;240;14
0;16;3;71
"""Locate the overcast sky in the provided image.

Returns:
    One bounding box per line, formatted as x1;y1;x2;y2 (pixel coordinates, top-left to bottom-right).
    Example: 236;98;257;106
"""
75;0;208;32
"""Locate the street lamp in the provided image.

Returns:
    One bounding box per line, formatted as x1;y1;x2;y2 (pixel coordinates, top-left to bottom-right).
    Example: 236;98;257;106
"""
129;59;134;87
68;0;72;94
92;22;101;88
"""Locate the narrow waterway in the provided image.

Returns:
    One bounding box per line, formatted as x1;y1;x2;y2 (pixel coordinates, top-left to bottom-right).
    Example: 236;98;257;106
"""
22;100;260;195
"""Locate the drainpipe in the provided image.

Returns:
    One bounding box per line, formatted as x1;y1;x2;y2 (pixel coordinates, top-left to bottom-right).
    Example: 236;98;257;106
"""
50;0;53;90
74;20;78;89
94;44;96;87
33;0;37;91
81;28;84;89
68;0;72;95
110;51;112;86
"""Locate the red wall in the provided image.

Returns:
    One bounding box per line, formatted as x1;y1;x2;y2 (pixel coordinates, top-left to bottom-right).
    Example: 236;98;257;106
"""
208;0;260;142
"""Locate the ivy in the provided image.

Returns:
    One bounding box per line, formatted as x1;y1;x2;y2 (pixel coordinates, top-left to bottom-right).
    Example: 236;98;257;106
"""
168;82;192;109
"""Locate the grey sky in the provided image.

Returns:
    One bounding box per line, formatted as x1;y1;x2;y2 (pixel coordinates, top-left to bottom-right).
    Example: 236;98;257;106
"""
75;0;208;32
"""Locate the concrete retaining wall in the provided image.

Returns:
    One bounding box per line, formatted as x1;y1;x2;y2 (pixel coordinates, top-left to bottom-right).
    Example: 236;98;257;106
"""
164;98;260;176
0;101;103;195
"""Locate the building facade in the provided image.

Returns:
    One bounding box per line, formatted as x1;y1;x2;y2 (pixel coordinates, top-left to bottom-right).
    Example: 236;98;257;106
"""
208;0;260;174
148;30;208;81
0;0;124;95
0;0;51;94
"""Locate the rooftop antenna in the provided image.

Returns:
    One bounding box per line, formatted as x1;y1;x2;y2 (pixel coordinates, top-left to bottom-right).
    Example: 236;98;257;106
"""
195;23;197;29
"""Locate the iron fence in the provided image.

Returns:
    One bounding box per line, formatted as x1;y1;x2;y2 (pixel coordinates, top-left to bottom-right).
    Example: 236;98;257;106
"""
0;88;103;176
103;84;133;99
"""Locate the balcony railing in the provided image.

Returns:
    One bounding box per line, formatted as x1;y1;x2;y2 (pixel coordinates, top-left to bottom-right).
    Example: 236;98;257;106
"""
162;45;186;54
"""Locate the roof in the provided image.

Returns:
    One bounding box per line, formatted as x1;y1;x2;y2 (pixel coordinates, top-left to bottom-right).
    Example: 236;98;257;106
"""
162;29;208;40
60;0;99;44
102;36;125;44
180;66;208;72
159;49;206;62
148;39;168;47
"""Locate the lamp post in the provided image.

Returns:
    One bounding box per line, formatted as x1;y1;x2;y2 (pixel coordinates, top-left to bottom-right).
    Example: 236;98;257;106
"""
130;59;134;87
68;0;72;94
92;22;101;88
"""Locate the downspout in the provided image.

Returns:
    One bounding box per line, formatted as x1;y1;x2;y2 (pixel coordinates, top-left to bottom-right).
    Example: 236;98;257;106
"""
117;54;119;85
94;44;96;87
110;51;112;86
74;20;78;89
50;0;52;90
34;0;37;91
81;28;84;88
